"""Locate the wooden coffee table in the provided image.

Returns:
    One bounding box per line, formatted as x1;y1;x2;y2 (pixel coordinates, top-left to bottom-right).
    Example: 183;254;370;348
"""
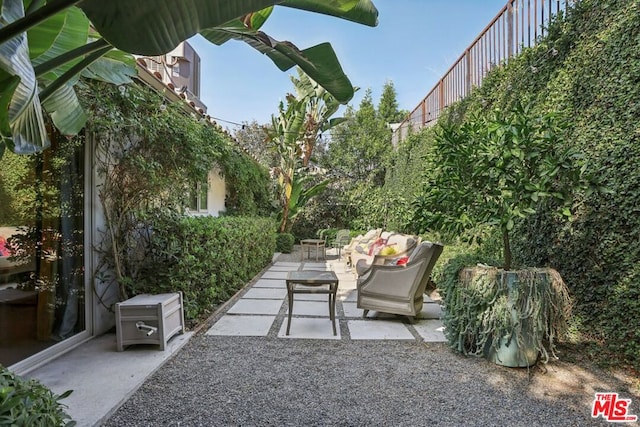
286;270;339;336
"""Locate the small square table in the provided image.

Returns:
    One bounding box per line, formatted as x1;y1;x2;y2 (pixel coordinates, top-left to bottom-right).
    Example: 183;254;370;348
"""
286;270;339;336
300;238;326;261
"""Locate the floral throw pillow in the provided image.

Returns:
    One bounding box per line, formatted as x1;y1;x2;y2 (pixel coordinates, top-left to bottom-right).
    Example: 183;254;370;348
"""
368;238;387;256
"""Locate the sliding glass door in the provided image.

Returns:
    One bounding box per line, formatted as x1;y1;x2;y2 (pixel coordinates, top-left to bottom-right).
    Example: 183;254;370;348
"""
0;136;86;367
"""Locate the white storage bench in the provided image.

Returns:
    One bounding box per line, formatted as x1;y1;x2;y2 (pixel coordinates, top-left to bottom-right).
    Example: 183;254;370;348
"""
115;292;185;352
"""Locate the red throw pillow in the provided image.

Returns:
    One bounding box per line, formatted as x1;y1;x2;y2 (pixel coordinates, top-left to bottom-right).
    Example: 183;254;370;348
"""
395;256;409;266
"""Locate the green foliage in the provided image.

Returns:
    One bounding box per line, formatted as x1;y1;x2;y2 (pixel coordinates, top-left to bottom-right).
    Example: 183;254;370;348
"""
0;1;378;156
490;0;640;369
222;146;273;217
87;80;269;302
0;366;75;427
233;120;273;167
413;103;589;269
267;69;339;232
326;90;392;187
284;174;330;230
290;196;334;240
383;127;439;233
275;232;295;253
383;0;640;369
320;84;406;232
132;216;276;322
378;80;408;124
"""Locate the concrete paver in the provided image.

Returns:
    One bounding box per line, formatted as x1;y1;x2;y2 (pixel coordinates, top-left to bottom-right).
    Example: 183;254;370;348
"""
207;259;446;343
226;298;283;315
277;318;341;340
347;319;415;340
205;315;275;336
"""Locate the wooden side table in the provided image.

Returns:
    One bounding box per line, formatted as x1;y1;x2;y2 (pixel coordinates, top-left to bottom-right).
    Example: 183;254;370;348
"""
300;238;326;261
286;270;339;335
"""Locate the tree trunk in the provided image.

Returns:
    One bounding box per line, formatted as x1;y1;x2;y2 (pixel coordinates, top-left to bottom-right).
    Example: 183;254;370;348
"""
279;202;289;233
503;228;512;270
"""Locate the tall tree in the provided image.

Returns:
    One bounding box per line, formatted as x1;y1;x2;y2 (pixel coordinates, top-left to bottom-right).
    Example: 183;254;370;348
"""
233;120;272;167
378;80;407;124
327;89;391;186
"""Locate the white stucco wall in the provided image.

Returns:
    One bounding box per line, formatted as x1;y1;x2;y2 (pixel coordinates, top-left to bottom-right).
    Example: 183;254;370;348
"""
90;138;120;336
207;169;226;217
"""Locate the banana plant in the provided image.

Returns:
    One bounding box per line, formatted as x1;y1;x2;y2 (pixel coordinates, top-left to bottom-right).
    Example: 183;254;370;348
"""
286;172;330;226
0;0;378;158
267;67;349;232
267;94;305;232
290;68;348;166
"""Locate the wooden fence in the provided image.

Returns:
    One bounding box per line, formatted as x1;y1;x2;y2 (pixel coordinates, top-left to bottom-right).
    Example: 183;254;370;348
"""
392;0;575;146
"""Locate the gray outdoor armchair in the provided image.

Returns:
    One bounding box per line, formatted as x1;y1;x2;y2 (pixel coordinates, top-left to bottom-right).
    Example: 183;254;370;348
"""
356;241;444;320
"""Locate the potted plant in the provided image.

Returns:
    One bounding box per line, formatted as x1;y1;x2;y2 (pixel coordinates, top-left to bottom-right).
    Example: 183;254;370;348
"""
415;102;592;367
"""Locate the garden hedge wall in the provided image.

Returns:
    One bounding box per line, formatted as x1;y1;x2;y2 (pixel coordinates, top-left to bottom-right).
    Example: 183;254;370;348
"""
387;0;640;369
134;216;276;323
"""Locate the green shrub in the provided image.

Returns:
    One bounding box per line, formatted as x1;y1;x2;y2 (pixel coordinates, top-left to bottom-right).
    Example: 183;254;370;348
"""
0;366;75;426
131;216;276;323
275;233;295;253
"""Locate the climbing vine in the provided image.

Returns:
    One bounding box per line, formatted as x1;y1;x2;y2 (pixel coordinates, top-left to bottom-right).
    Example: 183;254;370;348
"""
79;80;272;310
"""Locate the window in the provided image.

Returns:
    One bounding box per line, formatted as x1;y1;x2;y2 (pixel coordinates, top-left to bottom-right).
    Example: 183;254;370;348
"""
171;61;181;78
189;182;208;212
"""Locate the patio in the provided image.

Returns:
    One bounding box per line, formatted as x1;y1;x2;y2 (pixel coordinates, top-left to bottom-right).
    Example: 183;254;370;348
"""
28;249;446;425
28;248;639;426
205;253;446;343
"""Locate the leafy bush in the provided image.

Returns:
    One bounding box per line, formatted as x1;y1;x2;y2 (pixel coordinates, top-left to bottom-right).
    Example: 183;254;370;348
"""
275;233;295;253
414;103;590;270
221;146;273;217
0;366;75;426
130;216;276;323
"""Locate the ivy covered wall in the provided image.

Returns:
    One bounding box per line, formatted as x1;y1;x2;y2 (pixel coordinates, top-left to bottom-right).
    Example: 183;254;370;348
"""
386;0;640;369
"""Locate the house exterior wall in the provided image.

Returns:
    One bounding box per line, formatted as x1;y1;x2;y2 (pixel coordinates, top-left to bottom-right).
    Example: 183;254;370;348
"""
9;41;223;374
189;169;226;218
90;136;120;337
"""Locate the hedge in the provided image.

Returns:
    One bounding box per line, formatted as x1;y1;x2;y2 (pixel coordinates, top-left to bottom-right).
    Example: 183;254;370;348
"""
133;216;276;322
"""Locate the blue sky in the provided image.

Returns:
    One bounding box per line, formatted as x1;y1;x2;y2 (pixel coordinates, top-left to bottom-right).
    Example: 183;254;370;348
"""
188;1;508;129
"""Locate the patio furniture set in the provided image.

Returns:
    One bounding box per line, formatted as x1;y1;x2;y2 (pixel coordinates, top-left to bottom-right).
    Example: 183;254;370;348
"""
288;229;443;334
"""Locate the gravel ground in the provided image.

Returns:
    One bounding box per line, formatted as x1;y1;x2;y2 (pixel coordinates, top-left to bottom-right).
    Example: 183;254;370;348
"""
104;336;638;427
105;247;640;426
